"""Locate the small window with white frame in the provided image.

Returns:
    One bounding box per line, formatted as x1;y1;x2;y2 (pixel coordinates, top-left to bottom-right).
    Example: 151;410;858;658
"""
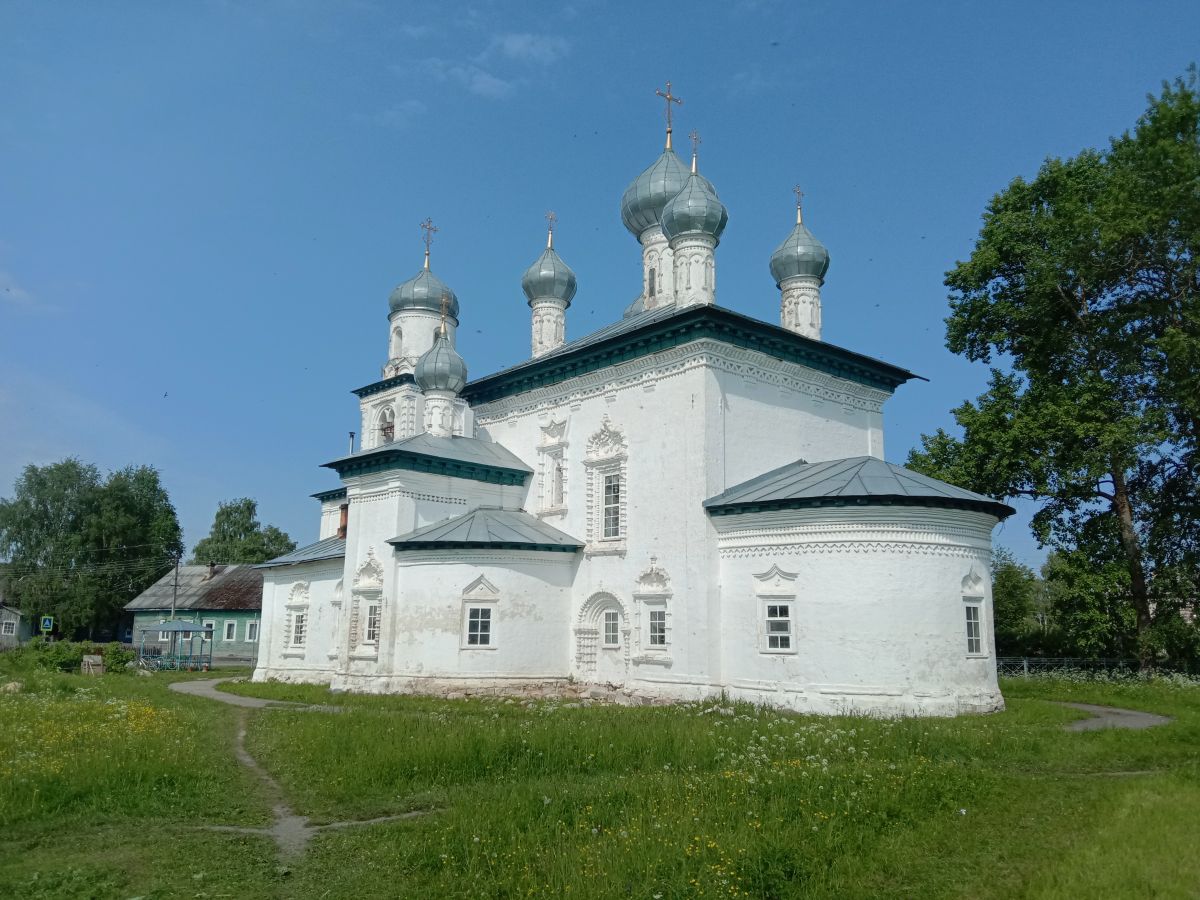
2;621;16;636
964;599;984;655
602;473;622;539
764;602;792;651
648;609;667;646
465;606;492;647
158;628;170;642
603;609;620;647
223;621;236;641
246;620;259;642
291;612;307;647
202;620;215;642
365;603;382;644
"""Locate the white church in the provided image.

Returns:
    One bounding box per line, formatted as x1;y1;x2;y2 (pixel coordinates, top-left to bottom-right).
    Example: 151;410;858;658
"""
253;96;1014;716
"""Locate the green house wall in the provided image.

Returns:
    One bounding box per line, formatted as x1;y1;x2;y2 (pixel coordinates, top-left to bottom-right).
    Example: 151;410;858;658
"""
132;610;262;662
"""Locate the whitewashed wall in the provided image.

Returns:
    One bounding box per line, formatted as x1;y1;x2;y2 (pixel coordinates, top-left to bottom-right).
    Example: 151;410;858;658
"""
253;558;344;684
713;506;1003;716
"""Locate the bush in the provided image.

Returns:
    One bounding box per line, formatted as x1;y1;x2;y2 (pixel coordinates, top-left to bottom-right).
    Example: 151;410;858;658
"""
1;640;134;674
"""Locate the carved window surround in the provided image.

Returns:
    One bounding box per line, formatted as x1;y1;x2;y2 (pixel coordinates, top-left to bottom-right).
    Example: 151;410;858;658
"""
583;416;628;557
755;565;799;655
282;581;310;659
537;419;569;518
632;557;672;666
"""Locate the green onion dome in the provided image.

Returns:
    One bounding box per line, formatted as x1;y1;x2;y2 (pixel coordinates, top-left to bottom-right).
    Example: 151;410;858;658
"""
521;241;577;307
389;264;460;320
769;211;830;285
414;329;467;394
620;148;692;238
661;170;728;244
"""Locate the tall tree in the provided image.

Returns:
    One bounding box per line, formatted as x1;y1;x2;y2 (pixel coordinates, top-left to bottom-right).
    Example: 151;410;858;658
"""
908;70;1200;667
0;459;183;637
191;498;296;565
990;547;1041;655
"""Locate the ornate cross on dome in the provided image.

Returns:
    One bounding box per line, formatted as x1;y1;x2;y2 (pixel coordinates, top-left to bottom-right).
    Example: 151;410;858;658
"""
689;129;701;173
438;293;450;336
545;210;557;249
655;81;683;150
793;185;805;224
419;217;438;269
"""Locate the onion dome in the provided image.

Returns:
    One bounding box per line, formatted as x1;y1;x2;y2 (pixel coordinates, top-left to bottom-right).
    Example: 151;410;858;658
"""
660;150;728;244
769;198;830;285
414;327;467;394
521;225;577;306
620;148;692;238
389;240;460;320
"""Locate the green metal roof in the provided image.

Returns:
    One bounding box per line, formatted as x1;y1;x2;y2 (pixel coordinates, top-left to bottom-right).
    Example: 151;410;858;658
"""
661;171;728;243
415;331;468;393
461;303;921;406
388;507;582;552
311;487;347;503
322;433;532;485
522;245;577;306
257;535;347;569
704;456;1014;519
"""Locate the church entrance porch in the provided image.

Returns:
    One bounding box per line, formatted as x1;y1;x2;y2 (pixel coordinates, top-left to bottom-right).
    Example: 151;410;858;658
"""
574;592;631;686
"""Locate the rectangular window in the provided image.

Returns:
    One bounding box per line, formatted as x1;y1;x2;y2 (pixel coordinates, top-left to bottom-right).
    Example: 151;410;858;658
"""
765;603;791;650
602;473;621;539
466;607;491;646
365;604;382;644
603;610;620;646
223;621;236;641
1;621;15;636
291;613;307;647
649;609;667;646
158;630;170;642
551;458;565;508
965;604;982;654
202;620;215;642
247;621;259;642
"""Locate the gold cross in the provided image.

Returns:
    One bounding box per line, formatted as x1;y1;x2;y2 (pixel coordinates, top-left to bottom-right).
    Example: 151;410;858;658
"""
439;293;449;335
419;217;438;268
655;81;683;149
545;210;557;249
793;185;804;224
689;129;701;154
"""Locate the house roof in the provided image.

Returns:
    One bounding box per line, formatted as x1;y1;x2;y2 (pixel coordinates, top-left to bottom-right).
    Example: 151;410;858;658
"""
703;456;1015;519
388;507;582;552
458;302;921;406
257;535;347;569
124;564;264;612
322;433;532;485
0;604;21;618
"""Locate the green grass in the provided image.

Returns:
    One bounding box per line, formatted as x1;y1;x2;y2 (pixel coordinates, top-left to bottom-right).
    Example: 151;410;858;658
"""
1;669;1198;898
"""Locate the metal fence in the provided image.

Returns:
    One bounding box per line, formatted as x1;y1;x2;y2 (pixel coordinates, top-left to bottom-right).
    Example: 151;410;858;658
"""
996;657;1137;677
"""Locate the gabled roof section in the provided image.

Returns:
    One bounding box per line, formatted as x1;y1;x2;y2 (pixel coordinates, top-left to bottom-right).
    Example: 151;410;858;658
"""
124;564;264;612
460;302;921;406
322;433;532;486
257;535;347;569
704;456;1015;519
388;507;582;553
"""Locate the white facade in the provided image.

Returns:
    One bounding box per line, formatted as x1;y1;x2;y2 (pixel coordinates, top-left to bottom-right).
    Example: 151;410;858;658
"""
253;129;1010;717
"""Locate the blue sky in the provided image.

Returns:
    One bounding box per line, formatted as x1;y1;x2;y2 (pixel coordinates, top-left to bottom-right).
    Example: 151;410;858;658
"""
1;0;1196;566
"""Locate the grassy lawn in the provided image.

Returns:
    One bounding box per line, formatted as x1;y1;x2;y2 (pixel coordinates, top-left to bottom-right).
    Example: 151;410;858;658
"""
1;669;1197;899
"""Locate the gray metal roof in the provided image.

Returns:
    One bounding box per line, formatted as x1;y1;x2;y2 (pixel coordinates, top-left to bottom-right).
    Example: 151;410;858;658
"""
704;456;1015;519
124;565;264;612
257;535;346;569
388;507;582;551
324;433;533;474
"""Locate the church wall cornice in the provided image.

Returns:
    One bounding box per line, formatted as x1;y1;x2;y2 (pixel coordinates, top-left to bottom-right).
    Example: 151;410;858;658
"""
472;339;892;426
461;305;916;407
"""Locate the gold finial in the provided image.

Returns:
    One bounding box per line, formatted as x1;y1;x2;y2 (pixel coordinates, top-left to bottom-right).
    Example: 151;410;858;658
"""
419;217;438;269
793;185;804;225
545;210;557;249
655;81;683;150
439;293;449;337
689;129;701;174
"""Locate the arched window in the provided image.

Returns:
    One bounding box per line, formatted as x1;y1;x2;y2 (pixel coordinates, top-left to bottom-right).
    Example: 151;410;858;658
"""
390;326;403;360
647;267;656;297
376;407;395;445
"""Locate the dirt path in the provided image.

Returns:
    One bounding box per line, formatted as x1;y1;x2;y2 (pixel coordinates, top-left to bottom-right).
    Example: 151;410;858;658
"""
1052;701;1173;732
169;678;431;857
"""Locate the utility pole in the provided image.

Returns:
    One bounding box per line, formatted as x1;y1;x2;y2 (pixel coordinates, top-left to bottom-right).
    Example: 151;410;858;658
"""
170;553;180;620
